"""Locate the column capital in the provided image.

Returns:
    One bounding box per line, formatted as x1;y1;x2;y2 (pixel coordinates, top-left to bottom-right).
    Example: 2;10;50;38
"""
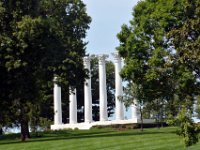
69;87;76;95
97;54;109;65
53;76;58;82
83;56;91;65
112;52;122;63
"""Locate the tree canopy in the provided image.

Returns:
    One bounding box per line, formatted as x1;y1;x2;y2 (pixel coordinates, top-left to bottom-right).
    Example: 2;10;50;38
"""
117;0;199;114
0;0;91;140
117;0;199;146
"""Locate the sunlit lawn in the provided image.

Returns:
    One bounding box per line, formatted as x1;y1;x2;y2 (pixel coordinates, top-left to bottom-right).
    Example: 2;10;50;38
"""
0;127;199;150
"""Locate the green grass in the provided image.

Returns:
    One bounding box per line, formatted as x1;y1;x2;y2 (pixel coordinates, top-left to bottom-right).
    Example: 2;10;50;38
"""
0;127;199;150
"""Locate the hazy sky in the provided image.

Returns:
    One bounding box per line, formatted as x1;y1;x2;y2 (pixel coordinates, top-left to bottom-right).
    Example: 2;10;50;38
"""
82;0;139;59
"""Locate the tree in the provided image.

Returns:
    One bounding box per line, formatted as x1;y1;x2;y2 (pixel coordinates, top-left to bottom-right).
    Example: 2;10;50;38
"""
0;0;91;140
172;107;200;148
117;0;179;126
121;82;147;131
117;0;199;140
168;0;200;83
167;1;200;117
118;0;199;110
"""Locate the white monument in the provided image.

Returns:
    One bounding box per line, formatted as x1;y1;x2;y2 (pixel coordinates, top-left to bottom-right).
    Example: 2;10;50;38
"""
51;54;154;130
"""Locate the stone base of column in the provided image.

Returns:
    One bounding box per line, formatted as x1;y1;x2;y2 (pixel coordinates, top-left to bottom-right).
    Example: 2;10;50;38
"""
50;119;155;130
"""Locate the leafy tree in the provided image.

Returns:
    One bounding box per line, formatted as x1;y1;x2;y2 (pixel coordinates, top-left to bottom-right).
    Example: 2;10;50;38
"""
117;0;199;142
168;0;200;84
0;0;91;140
173;107;200;148
117;0;199;113
117;0;178;130
167;0;200;119
121;82;147;131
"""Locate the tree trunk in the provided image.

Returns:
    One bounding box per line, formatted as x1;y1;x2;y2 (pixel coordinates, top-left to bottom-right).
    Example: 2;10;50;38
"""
21;118;30;141
156;100;160;128
140;106;143;131
0;127;3;135
156;114;160;128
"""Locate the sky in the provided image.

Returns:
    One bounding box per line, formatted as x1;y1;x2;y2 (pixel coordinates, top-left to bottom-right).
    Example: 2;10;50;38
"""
82;0;139;60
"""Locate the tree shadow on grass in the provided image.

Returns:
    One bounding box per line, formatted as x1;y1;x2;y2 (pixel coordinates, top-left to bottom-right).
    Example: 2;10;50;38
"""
0;128;177;145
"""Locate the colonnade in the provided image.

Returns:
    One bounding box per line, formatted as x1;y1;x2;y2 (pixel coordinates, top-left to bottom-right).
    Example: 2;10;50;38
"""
53;53;138;126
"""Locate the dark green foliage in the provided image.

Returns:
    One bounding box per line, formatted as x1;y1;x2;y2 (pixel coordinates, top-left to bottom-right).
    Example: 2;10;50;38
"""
177;109;200;147
168;107;200;148
0;0;91;140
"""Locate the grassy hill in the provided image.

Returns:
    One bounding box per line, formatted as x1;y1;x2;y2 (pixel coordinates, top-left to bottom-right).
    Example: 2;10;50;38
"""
0;127;199;150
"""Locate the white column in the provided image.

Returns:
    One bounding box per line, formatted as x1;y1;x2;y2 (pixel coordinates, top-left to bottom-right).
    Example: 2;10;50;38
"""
132;99;138;119
69;88;77;124
112;52;124;120
53;77;62;125
98;55;108;121
84;56;92;123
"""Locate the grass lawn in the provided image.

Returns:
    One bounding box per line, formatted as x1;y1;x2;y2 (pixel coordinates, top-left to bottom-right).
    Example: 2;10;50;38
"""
0;127;199;150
